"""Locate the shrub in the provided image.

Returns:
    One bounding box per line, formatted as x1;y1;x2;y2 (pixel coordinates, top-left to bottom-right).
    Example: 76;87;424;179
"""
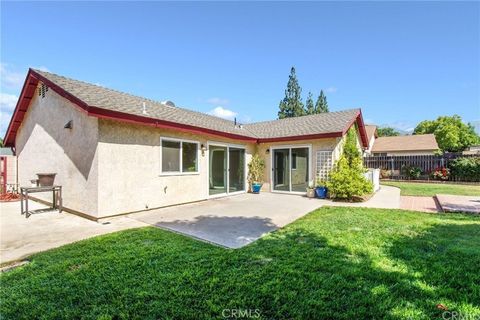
449;157;480;181
326;128;373;200
401;165;422;179
431;167;450;180
247;153;265;185
380;169;392;179
327;156;373;200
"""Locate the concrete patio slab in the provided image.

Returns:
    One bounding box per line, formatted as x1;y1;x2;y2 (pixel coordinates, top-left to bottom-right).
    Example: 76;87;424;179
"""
436;194;480;214
400;196;441;213
129;186;400;249
1;186;401;261
0;201;147;264
129;193;323;248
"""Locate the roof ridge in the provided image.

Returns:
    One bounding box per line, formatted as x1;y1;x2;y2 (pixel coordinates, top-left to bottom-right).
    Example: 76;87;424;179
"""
244;108;360;127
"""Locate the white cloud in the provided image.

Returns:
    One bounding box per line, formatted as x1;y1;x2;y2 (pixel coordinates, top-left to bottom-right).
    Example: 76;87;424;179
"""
0;93;18;138
0;93;18;112
206;97;229;105
0;63;25;90
208;106;238;120
324;87;338;93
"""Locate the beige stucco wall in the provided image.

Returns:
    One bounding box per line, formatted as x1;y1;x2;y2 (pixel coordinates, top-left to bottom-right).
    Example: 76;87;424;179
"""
15;89;99;216
96;119;255;217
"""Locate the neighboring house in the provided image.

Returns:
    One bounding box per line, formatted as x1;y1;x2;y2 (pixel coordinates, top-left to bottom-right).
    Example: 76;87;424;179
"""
3;69;369;220
370;134;439;156
0;148;17;192
363;125;378;155
463;145;480;155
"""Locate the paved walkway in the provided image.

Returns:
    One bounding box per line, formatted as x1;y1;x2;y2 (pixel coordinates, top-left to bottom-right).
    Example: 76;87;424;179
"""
317;185;401;209
0;201;147;264
436;194;480;214
400;196;440;213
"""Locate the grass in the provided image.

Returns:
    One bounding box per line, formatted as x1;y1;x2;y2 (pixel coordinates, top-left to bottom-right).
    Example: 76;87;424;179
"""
1;207;479;319
381;181;480;197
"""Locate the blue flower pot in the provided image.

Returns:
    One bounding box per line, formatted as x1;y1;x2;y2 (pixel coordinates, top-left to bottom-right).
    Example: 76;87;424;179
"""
252;183;262;194
315;186;328;199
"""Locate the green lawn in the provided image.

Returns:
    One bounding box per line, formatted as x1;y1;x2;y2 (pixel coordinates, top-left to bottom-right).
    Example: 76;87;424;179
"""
1;207;479;320
381;181;480;197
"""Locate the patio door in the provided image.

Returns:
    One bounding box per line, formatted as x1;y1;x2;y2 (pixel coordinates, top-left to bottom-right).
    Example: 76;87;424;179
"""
209;144;245;196
273;147;310;193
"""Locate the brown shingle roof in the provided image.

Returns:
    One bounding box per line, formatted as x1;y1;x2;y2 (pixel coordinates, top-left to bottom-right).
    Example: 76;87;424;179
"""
33;69;362;140
33;69;256;138
4;69;367;146
372;134;439;152
244;109;361;139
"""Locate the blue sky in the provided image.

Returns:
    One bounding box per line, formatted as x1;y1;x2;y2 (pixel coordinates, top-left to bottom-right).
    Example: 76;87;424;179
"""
1;1;479;137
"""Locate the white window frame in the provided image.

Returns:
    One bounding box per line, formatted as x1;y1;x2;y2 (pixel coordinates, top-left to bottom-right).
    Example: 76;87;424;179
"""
160;137;200;176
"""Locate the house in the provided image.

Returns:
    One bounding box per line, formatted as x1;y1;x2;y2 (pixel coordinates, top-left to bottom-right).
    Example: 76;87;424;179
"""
463;145;480;155
364;125;378;155
0;148;17;192
3;69;369;220
370;132;439;156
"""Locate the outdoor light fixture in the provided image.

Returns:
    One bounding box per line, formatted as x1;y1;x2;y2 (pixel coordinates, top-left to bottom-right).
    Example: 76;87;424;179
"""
201;144;207;156
266;148;270;154
64;120;73;129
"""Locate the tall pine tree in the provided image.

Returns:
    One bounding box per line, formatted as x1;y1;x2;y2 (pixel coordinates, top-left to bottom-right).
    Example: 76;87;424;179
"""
305;92;315;115
278;67;305;119
315;90;329;113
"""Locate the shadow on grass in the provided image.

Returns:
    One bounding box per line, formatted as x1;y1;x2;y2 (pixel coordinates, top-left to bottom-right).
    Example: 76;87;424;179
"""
0;219;479;319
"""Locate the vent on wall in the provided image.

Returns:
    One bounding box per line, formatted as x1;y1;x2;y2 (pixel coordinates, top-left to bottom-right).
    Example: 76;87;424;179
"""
38;83;49;98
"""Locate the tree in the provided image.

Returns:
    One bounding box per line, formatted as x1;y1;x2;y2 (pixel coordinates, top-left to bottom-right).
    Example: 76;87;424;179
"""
314;90;329;113
377;127;400;137
305;92;315;115
278;67;305;119
414;115;480;152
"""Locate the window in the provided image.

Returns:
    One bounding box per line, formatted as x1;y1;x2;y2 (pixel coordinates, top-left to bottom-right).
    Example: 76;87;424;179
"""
182;142;198;172
161;138;198;174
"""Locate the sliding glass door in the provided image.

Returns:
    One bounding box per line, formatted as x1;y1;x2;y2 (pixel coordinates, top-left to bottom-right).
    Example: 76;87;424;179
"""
273;149;290;191
229;147;245;193
273;147;310;193
209;146;227;195
209;144;246;196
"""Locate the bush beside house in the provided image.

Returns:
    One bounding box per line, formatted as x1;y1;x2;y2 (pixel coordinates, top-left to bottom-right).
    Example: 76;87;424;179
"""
327;128;373;200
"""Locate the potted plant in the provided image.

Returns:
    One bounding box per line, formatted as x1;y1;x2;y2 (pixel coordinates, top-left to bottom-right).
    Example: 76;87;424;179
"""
315;177;328;199
247;153;265;194
306;180;316;198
